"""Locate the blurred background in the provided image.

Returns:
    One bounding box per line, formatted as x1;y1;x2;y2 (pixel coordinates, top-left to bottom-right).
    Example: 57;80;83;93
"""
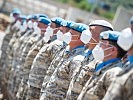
0;0;133;31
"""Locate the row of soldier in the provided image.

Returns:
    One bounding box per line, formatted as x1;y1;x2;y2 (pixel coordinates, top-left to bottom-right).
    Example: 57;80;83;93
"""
0;8;133;100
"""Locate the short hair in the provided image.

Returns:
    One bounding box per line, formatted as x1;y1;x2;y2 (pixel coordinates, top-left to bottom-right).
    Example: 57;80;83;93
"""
102;26;113;31
55;23;60;28
109;40;127;58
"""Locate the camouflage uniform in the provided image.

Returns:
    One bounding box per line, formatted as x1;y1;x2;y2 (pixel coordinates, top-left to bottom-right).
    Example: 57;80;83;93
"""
66;50;94;100
7;29;33;92
12;29;34;70
16;35;57;99
26;40;65;100
40;45;85;100
13;33;42;95
103;63;133;100
0;24;16;79
77;60;123;100
41;45;66;94
16;39;47;100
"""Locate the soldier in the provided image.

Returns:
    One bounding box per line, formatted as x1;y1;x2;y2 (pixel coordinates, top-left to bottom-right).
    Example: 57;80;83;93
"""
77;31;127;100
25;17;68;100
12;16;51;97
6;15;39;98
40;20;73;95
40;22;88;100
66;20;114;100
0;8;21;79
2;15;26;86
16;17;65;100
12;14;47;70
103;16;133;100
3;15;27;83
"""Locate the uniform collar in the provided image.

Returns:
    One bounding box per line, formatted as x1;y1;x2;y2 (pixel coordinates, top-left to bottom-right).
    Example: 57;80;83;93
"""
84;49;92;58
128;55;133;64
50;35;57;42
65;45;85;53
95;58;121;72
65;45;85;58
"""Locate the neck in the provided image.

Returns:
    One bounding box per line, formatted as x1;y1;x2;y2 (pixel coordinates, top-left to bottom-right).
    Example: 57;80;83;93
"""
128;47;133;56
88;44;96;50
103;56;117;62
69;42;84;51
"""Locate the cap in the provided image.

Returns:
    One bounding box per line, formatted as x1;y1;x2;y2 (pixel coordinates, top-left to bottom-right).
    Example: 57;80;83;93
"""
60;20;74;28
36;14;48;18
100;31;120;41
27;14;48;20
117;28;133;51
70;23;88;33
11;8;21;14
19;15;27;20
51;17;64;25
89;20;113;31
27;15;35;20
38;17;51;25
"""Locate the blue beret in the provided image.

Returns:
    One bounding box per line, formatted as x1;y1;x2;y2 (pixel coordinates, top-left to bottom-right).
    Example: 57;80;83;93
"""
70;23;88;33
130;16;133;25
51;17;64;25
11;8;21;14
36;14;48;18
27;14;38;20
100;31;121;41
38;17;51;25
19;15;27;20
66;21;75;28
27;15;34;20
60;20;74;28
27;14;48;20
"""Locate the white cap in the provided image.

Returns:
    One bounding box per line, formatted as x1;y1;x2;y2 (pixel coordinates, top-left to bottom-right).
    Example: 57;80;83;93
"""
117;28;133;51
89;20;113;30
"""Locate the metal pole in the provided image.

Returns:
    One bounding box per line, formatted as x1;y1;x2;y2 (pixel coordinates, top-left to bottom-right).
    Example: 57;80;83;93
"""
89;0;99;19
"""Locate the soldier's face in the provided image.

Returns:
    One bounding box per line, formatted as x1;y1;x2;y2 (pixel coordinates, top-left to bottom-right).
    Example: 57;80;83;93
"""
70;29;80;41
59;26;70;34
89;25;104;43
68;29;84;46
38;22;48;32
100;40;116;61
50;23;56;29
87;25;104;50
13;14;20;20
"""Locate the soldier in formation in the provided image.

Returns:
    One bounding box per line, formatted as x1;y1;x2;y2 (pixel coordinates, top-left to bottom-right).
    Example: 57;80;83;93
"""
0;8;133;100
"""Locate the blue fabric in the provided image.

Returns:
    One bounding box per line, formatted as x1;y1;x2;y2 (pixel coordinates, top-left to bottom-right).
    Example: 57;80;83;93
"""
60;20;74;28
38;17;51;25
128;55;133;64
84;50;92;58
100;31;120;41
63;41;67;46
11;8;21;14
36;14;48;18
66;45;85;53
27;14;48;20
51;17;64;25
70;23;88;33
95;58;121;72
19;15;27;20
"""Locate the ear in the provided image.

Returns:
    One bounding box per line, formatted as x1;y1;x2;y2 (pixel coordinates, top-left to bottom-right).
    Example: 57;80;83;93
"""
112;46;118;56
78;35;81;39
112;46;117;51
